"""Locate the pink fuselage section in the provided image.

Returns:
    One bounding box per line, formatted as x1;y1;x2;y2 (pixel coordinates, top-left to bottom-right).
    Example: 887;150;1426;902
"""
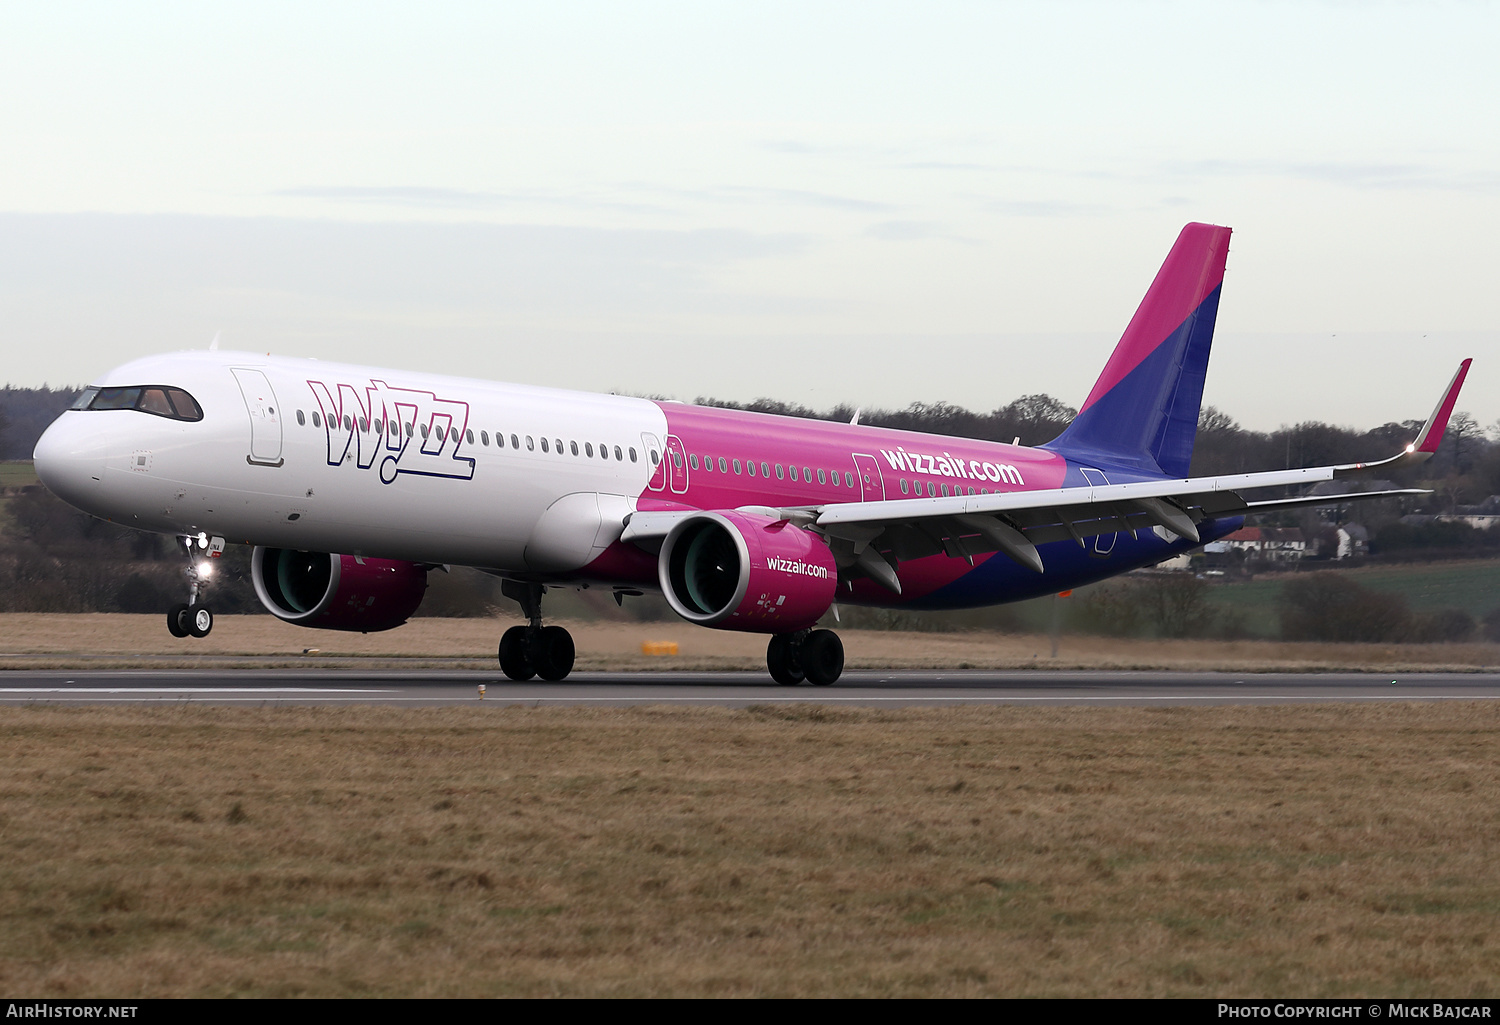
582;402;1069;605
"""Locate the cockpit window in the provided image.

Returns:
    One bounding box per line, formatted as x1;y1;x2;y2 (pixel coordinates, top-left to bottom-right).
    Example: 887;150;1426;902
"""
140;388;173;415
167;389;201;419
84;385;204;422
91;387;142;410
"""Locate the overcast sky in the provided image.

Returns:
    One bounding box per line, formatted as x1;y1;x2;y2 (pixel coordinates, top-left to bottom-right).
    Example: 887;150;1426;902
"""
2;2;1496;432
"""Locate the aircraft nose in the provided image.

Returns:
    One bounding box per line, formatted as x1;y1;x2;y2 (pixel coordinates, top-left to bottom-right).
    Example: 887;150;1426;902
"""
33;413;107;509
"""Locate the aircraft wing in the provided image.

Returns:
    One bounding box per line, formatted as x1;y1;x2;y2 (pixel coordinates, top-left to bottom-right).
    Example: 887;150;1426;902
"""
622;361;1469;590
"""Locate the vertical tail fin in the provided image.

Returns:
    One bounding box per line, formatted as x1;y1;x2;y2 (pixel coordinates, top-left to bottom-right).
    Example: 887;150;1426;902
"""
1043;222;1231;478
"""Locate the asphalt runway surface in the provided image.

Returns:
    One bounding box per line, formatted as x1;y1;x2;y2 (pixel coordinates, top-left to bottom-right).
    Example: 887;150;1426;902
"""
4;669;1500;707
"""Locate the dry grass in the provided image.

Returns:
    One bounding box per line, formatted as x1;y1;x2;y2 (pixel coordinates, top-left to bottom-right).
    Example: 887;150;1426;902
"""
2;703;1500;997
3;613;1500;673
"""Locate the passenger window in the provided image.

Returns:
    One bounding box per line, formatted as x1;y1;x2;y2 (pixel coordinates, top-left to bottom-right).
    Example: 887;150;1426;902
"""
297;410;306;426
374;419;383;434
900;479;909;494
598;442;607;459
590;443;598;458
359;418;368;432
526;436;534;451
615;446;623;461
804;467;812;482
776;464;785;480
845;472;854;488
511;434;520;449
732;459;741;474
650;450;659;465
941;484;950;497
406;423;414;436
420;424;429;439
541;437;550;452
829;469;838;486
788;466;798;482
927;482;936;497
467;429;475;444
568;441;576;456
481;431;489;446
718;457;728;473
688;452;695;469
762;462;770;477
746;460;756;477
344;416;353;431
817;469;826;485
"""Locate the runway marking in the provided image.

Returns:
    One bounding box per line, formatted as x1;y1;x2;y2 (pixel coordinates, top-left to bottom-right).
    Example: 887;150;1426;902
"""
5;693;1500;704
0;687;395;694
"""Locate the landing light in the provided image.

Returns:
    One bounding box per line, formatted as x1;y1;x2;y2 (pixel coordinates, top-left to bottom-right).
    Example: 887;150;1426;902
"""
196;532;208;548
197;562;213;579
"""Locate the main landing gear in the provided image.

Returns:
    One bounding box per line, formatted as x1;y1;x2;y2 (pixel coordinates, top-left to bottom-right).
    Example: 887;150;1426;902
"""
497;581;575;682
166;534;215;639
767;629;844;686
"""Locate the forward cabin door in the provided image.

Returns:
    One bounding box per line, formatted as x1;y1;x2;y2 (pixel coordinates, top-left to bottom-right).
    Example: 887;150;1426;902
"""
852;453;885;501
231;368;284;467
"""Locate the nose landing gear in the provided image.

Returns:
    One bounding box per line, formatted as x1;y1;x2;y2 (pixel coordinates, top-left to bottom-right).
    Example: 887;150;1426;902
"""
767;629;844;686
497;581;575;681
167;534;219;639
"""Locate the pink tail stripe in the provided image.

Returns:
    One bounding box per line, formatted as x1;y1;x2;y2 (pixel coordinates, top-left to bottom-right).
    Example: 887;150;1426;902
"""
1415;358;1472;453
1078;222;1231;414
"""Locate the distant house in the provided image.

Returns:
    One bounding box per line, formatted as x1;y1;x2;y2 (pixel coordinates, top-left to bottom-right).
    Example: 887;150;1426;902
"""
1336;523;1370;560
1219;526;1306;563
1439;495;1500;530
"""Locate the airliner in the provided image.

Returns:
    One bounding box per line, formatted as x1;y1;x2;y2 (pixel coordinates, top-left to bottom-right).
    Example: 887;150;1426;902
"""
31;223;1470;685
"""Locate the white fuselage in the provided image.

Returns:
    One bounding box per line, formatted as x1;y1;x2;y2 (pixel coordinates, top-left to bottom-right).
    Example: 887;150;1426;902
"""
34;350;667;572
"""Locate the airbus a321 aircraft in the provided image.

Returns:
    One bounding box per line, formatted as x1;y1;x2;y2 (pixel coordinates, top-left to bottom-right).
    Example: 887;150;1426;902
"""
32;223;1470;685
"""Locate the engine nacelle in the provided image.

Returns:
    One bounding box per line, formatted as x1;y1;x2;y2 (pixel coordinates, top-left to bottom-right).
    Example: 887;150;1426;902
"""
251;548;428;632
659;511;838;633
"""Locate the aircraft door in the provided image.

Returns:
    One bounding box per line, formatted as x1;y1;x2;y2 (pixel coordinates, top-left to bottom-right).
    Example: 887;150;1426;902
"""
231;368;284;467
1079;467;1116;555
852;453;885;501
664;435;689;494
641;433;666;492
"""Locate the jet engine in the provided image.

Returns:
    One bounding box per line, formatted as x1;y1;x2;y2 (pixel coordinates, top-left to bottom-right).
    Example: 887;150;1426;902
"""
658;511;838;632
251;548;428;632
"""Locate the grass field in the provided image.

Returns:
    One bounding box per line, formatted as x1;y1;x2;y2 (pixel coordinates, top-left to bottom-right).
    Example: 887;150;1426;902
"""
1204;560;1500;637
2;703;1499;997
0;460;39;489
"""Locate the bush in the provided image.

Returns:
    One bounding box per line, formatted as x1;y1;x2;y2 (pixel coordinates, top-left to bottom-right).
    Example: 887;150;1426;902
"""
1075;574;1221;639
1408;608;1477;643
1279;574;1412;643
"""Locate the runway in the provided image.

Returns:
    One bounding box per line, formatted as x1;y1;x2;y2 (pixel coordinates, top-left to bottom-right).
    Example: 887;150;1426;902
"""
4;669;1500;707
